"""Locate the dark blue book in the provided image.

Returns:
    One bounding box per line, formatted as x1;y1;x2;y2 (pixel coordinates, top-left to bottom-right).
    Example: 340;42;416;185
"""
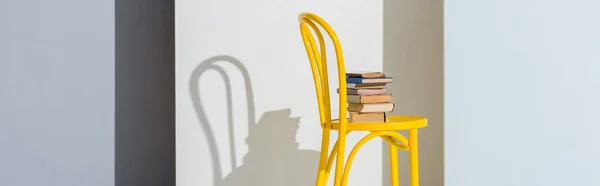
346;77;393;84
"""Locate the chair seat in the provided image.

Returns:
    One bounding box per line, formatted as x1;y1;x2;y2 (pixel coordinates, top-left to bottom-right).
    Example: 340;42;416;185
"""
328;115;427;131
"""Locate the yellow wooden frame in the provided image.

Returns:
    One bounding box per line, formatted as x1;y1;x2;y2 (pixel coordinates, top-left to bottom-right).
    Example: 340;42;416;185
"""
298;12;427;186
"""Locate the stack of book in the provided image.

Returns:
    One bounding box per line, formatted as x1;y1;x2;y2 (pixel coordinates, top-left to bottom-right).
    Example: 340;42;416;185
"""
342;71;394;122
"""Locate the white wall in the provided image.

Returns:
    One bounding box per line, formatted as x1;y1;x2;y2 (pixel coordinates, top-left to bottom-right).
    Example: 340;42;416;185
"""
176;1;383;186
383;0;444;186
446;0;600;185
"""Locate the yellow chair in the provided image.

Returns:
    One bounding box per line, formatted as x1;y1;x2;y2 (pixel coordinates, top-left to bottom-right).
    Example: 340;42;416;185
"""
298;12;427;186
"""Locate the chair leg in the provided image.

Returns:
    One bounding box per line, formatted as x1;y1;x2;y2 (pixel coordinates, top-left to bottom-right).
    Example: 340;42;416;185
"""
333;129;347;186
409;129;420;186
389;142;399;186
316;128;331;186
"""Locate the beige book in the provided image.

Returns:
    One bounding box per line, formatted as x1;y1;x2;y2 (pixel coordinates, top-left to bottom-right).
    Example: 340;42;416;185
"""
349;112;386;122
347;83;387;89
347;102;395;112
347;94;392;103
339;88;387;95
346;71;386;78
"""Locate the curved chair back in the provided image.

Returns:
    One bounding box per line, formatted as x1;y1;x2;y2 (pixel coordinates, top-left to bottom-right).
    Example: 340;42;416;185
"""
298;12;348;127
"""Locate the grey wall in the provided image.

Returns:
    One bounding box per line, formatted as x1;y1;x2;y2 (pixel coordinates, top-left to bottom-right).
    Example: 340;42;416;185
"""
446;0;600;185
383;0;444;185
0;0;175;185
0;0;115;185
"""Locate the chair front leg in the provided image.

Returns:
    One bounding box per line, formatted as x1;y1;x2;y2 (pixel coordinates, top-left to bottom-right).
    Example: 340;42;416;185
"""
389;142;399;186
408;129;420;186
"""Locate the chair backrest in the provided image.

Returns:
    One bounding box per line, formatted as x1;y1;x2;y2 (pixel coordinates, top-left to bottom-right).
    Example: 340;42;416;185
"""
298;12;348;127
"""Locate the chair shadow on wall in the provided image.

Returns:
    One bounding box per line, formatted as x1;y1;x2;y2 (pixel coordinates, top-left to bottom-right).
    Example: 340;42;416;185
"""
190;55;320;186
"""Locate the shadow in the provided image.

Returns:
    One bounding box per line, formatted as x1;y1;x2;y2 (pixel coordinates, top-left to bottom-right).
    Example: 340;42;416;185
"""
189;55;320;186
382;0;444;186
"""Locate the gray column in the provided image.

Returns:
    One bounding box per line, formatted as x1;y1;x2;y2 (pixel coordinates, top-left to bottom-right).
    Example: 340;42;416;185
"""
115;0;175;185
383;0;444;186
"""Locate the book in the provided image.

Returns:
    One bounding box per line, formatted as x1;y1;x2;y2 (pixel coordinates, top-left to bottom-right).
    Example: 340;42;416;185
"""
347;83;387;89
339;88;388;95
348;94;392;103
346;77;393;84
347;103;395;112
349;112;386;122
346;71;386;78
